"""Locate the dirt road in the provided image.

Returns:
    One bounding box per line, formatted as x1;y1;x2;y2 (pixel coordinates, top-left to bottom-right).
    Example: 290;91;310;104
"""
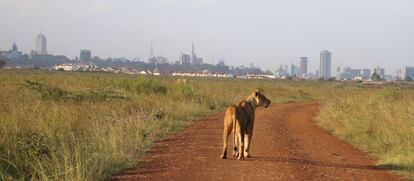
113;102;402;180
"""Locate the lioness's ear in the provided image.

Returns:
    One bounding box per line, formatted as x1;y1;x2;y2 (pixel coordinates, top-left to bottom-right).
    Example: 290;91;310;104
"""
255;90;260;97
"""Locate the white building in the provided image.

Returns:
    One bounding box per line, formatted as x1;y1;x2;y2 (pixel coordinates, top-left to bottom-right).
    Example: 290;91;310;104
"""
54;64;75;71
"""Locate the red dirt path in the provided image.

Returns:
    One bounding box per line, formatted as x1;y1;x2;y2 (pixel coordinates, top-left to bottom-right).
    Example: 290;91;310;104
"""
112;102;403;181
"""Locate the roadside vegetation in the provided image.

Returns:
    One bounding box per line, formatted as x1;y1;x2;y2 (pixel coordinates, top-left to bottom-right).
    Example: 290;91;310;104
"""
316;85;414;179
1;69;413;180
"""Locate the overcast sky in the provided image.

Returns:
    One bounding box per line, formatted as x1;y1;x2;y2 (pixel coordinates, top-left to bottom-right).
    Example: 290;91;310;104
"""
0;0;413;74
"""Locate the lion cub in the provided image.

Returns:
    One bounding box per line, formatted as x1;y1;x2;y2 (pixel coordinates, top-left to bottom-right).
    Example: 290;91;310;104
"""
220;90;271;160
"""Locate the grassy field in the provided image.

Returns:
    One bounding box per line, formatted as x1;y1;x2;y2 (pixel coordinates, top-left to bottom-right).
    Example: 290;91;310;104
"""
0;70;330;180
0;70;413;180
316;85;414;179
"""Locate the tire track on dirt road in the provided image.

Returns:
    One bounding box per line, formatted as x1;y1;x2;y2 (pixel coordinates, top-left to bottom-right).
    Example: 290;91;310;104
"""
112;102;403;180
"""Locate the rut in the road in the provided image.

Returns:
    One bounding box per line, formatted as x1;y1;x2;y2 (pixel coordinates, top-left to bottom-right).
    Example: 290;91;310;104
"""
112;102;402;181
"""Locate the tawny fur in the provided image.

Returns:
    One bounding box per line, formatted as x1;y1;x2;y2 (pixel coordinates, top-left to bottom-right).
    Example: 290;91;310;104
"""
220;91;271;160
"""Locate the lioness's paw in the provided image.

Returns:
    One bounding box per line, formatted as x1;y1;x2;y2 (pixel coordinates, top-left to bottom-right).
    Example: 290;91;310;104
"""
233;152;239;157
244;153;250;158
220;155;227;159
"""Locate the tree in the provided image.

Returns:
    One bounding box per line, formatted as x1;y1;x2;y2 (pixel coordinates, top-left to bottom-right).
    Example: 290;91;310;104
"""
371;72;381;81
406;76;413;82
0;58;6;68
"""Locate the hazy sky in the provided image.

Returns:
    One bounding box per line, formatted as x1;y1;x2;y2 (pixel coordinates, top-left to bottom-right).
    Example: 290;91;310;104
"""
1;0;413;74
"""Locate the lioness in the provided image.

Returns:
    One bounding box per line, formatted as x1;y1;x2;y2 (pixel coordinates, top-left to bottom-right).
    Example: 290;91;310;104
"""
220;90;271;160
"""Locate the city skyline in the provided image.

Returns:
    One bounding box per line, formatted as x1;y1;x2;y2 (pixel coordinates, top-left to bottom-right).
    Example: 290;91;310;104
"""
1;0;413;74
2;33;411;78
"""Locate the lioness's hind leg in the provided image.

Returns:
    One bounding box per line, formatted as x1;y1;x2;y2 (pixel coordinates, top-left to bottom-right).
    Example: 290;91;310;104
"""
220;128;231;159
237;130;245;160
232;133;238;157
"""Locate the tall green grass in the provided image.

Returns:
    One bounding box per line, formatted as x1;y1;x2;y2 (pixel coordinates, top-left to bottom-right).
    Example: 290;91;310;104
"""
0;70;327;180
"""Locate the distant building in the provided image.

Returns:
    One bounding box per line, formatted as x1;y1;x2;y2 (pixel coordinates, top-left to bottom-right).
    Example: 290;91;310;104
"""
274;64;288;78
146;43;168;64
191;42;203;65
153;64;160;76
373;66;385;78
0;43;24;60
361;69;371;79
35;33;47;55
79;49;92;61
180;52;191;65
54;62;97;71
290;64;300;76
29;54;69;62
148;42;155;63
402;66;414;80
299;57;308;77
217;60;225;67
148;56;168;64
12;43;17;52
54;63;75;71
396;69;402;79
338;67;371;80
319;50;332;78
148;57;157;64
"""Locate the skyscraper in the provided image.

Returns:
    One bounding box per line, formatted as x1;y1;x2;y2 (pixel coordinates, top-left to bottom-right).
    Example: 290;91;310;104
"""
319;50;332;78
299;57;308;77
35;33;47;55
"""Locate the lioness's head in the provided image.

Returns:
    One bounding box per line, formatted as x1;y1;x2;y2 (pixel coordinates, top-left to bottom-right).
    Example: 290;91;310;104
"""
253;90;271;108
